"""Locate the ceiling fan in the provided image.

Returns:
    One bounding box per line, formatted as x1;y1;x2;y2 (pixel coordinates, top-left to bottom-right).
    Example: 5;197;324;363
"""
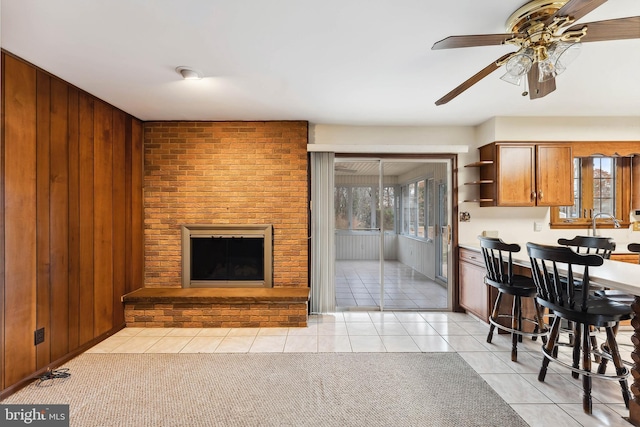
432;0;640;105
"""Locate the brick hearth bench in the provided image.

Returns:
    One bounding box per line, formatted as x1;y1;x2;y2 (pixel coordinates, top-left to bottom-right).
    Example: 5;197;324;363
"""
122;287;310;328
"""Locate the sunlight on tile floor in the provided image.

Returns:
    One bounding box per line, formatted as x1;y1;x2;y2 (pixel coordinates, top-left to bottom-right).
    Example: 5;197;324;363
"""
87;311;634;427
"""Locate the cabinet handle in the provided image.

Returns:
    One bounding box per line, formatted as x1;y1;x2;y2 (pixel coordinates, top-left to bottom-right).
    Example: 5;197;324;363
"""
531;191;536;201
538;191;543;200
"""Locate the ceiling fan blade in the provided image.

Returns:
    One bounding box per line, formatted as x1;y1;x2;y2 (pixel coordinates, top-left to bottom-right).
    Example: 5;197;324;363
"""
432;34;521;50
544;0;607;26
527;67;557;100
435;53;512;106
566;16;640;42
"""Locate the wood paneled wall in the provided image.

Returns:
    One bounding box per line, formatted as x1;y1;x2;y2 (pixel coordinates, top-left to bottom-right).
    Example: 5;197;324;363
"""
0;52;144;395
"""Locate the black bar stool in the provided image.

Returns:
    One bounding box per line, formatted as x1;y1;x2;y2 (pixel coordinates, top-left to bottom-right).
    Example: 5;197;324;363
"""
589;242;639;375
557;236;617;362
478;236;548;362
527;242;632;414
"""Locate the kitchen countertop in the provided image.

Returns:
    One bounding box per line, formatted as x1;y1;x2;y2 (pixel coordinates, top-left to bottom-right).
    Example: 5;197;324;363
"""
458;243;640;294
459;242;637;254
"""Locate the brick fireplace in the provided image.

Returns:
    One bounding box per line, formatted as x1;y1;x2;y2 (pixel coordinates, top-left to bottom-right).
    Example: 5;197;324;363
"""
124;121;309;328
181;224;274;288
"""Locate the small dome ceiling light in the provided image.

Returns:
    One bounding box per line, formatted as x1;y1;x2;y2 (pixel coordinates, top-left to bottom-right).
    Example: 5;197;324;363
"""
176;66;203;80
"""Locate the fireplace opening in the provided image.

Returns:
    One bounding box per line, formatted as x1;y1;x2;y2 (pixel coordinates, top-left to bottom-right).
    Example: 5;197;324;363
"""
182;224;273;288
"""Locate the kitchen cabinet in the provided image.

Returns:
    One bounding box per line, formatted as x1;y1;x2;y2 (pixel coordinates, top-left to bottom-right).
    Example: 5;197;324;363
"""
611;253;640;264
458;247;492;321
458;246;538;330
466;142;573;207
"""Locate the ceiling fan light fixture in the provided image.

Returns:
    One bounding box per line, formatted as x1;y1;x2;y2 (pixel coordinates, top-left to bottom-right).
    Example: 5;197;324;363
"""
551;41;581;70
500;71;523;86
537;59;558;82
537;41;581;82
505;49;534;77
501;49;534;86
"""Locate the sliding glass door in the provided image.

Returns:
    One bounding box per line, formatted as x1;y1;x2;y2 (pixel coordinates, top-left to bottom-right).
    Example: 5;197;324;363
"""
334;158;451;311
334;160;384;310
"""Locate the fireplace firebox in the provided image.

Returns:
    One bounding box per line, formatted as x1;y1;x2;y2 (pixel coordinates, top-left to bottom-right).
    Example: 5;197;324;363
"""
181;224;273;288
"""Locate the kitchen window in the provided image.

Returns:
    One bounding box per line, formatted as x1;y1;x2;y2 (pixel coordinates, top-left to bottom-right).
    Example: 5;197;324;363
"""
551;156;632;228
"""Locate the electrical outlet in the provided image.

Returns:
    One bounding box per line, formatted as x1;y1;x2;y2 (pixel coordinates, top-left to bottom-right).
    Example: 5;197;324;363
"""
634;221;640;232
534;222;544;232
34;328;45;345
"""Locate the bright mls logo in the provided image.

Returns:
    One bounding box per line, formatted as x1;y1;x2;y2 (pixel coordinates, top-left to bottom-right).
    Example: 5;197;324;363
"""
1;405;69;426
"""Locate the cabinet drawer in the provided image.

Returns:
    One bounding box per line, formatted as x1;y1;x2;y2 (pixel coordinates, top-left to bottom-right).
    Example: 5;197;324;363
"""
459;247;484;267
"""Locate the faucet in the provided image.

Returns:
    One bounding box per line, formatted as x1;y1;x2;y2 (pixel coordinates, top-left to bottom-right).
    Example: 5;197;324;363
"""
592;212;621;236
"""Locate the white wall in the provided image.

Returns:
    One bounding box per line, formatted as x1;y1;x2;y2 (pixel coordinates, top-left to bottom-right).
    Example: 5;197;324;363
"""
484;116;640;144
310;124;474;147
397;236;431;277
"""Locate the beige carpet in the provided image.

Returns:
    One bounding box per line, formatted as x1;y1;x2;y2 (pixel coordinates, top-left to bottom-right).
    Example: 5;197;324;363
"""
4;353;528;427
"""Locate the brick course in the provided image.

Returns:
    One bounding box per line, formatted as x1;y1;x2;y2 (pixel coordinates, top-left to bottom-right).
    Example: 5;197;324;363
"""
124;302;307;328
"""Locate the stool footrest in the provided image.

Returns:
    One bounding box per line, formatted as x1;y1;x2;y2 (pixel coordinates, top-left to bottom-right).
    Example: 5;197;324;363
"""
489;315;549;338
541;345;629;380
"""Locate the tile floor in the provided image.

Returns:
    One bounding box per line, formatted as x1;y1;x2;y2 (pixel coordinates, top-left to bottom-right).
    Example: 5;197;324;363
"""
87;311;634;427
335;260;448;310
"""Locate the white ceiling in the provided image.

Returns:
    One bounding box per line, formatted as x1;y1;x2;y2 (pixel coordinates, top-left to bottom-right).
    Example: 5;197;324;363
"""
2;0;639;126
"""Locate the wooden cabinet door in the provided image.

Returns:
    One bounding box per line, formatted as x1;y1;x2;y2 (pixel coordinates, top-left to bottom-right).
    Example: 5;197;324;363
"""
496;145;535;206
458;250;490;321
535;145;573;206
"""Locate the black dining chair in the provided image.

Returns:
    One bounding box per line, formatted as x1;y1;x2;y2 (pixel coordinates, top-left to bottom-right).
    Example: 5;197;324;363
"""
527;242;632;414
478;236;548;362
